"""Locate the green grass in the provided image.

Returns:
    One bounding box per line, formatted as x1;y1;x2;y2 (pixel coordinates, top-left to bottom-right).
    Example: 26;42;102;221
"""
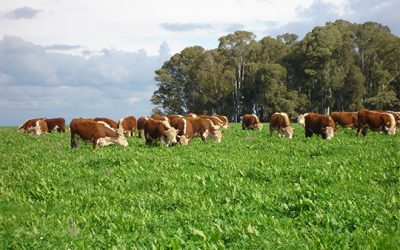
0;124;399;248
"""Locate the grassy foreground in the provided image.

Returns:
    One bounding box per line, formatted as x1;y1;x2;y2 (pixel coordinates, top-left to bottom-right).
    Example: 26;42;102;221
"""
0;124;399;249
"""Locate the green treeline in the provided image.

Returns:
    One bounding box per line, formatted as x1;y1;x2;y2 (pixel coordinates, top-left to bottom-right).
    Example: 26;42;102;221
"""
151;20;400;121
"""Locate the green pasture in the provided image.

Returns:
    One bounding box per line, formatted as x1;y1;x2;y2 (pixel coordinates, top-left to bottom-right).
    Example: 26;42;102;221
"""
0;124;399;248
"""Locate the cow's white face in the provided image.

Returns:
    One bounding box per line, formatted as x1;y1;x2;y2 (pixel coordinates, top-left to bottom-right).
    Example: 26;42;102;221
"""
386;126;396;135
297;114;306;126
207;130;223;143
325;127;334;140
280;126;294;139
116;135;129;147
163;127;178;146
178;135;189;145
256;123;263;131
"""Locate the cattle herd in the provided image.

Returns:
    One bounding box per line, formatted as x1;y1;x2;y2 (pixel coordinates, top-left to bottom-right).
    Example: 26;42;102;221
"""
17;109;399;150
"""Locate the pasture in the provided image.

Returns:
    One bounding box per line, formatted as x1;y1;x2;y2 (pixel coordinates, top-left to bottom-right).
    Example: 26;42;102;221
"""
0;124;399;248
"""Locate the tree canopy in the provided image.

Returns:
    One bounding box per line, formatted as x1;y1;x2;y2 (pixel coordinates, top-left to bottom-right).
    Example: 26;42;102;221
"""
152;20;400;120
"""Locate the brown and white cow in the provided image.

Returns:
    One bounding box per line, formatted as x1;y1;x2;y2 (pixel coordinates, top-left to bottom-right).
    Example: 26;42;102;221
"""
118;116;137;137
242;114;263;131
137;116;149;139
94;117;118;129
330;112;358;129
357;109;396;136
186;117;223;143
297;113;309;126
45;118;66;132
304;113;336;140
18;118;46;133
169;116;193;145
143;119;178;146
70;118;128;149
215;115;229;129
27;119;49;135
269;112;294;139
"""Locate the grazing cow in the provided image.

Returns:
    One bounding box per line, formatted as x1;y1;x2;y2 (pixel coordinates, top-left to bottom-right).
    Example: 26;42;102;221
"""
242;114;263;131
376;110;400;127
304;113;336;140
330;112;358;128
186;117;223;143
70;118;128;149
26;119;49;135
118;116;137;137
137;116;149;139
169;116;193;145
94;117;118;129
199;115;224;129
18;118;46;133
143;119;178;146
357;109;396;136
45;118;66;132
269;112;294;139
215;115;229;129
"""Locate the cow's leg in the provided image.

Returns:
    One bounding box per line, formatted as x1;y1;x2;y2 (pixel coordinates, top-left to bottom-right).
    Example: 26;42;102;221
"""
362;128;367;136
71;133;79;149
305;129;313;138
92;138;97;150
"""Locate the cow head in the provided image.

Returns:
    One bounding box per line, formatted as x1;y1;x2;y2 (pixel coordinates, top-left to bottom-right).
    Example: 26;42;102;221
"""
385;126;396;135
106;134;129;147
256;123;263;131
178;135;189;145
206;129;223;143
161;127;178;146
279;126;294;139
297;114;306;126
323;126;335;140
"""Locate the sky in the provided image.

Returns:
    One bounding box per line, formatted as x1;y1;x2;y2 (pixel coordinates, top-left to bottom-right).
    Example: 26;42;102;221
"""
0;0;399;126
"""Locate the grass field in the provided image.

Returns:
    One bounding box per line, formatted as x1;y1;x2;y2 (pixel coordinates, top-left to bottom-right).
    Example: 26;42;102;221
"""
0;123;399;248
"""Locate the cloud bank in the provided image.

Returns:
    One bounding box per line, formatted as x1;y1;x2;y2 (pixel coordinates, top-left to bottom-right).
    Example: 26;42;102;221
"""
0;36;170;126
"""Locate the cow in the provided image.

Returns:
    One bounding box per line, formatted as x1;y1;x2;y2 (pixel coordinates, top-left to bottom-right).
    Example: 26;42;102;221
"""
143;119;178;146
26;119;49;135
186;117;223;143
199;115;224;129
215;115;229;129
45;118;66;132
137;116;149;139
118;116;137;137
330;112;358;129
269;112;294;139
94;117;118;129
357;109;396;136
18;118;46;133
304;113;336;140
169;116;193;145
242;114;263;131
375;110;400;127
70;118;128;150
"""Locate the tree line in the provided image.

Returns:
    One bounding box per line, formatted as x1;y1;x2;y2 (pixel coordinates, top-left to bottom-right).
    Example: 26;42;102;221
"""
151;20;400;121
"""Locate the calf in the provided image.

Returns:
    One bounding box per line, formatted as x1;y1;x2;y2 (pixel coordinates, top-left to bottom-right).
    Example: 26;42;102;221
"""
70;118;128;149
45;118;66;132
94;117;118;129
269;112;294;139
357;109;396;136
169;116;193;145
186;117;223;143
330;112;358;129
143;119;178;146
242;114;263;131
118;116;137;137
304;113;336;140
18;118;45;133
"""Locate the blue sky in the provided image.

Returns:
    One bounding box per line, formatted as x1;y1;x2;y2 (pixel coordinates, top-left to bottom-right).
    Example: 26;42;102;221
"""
0;0;399;126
